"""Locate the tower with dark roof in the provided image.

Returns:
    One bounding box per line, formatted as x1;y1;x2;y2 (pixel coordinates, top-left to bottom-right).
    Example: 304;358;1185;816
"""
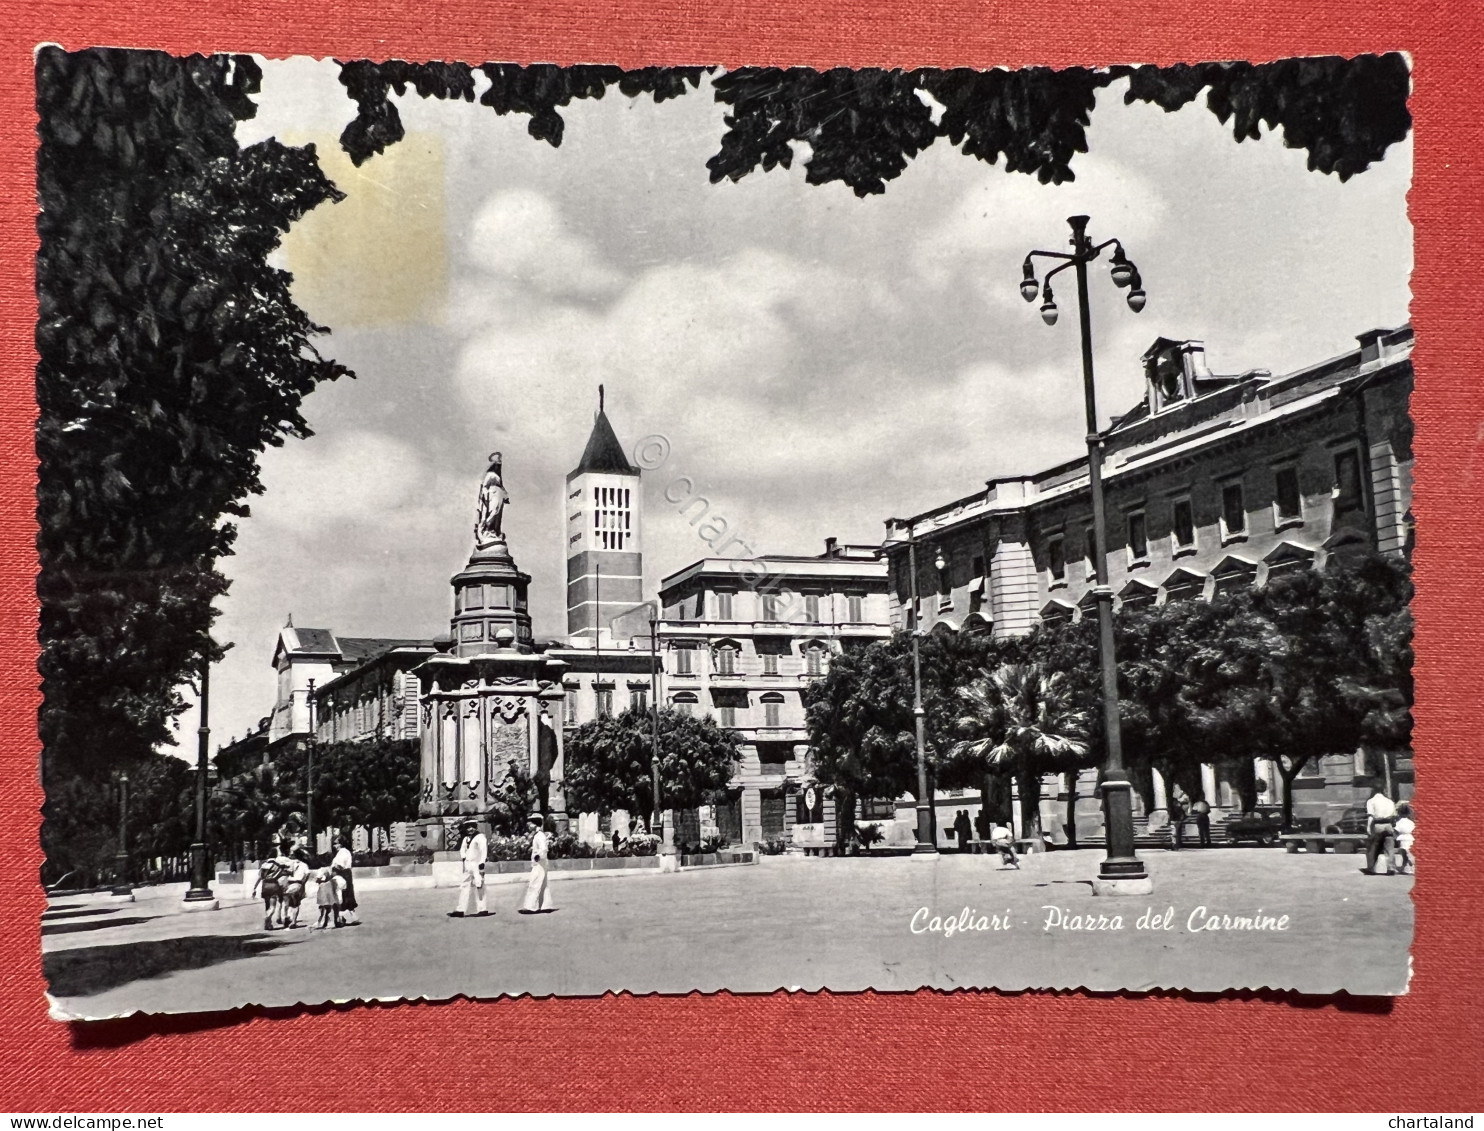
565;386;643;642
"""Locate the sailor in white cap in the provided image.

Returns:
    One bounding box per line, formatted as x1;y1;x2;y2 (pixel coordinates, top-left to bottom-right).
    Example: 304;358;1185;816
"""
518;812;554;913
449;819;490;918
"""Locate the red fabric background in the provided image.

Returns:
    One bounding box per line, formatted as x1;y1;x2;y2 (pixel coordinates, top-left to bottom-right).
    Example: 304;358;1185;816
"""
1;0;1480;1112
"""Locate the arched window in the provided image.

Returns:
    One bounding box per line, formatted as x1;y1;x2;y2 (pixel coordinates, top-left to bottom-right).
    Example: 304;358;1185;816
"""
714;644;738;676
804;643;827;677
761;692;786;728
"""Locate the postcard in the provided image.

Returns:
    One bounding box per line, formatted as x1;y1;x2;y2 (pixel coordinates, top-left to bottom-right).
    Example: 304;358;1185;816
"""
36;49;1414;1019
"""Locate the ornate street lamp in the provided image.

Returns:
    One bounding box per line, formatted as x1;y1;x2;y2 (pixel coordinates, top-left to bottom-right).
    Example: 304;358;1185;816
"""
1020;215;1152;896
110;772;133;901
882;522;938;857
182;642;219;909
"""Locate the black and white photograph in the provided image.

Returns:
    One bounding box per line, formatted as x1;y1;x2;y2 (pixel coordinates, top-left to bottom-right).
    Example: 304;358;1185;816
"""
36;48;1416;1020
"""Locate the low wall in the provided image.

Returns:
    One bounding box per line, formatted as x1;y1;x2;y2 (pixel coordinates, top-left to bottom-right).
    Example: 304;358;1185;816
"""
678;850;757;868
430;855;663;888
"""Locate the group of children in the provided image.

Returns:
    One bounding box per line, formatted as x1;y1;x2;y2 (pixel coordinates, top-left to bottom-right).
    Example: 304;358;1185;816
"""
251;842;354;930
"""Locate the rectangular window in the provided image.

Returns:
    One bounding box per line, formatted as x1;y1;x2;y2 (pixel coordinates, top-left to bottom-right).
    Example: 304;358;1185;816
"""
1048;536;1066;582
1127;513;1148;561
1222;483;1247;536
804;593;820;623
764;700;781;728
847;594;864;622
1084;525;1098;575
674;647;693;676
1275;466;1302;521
762;593;781;622
715;591;733;620
673;699;694;718
595;689;613;718
806;647;824;676
1172;498;1195;549
1334;450;1364;514
715;648;735;676
718;704;736;728
564;689;578;726
630;688;648;714
762;653;778;676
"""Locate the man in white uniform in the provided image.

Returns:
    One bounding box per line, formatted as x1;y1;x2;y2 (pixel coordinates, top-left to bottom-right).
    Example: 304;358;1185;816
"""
450;819;490;917
1365;787;1398;875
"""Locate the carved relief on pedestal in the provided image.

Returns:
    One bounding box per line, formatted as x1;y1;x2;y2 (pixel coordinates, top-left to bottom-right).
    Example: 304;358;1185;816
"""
489;715;530;784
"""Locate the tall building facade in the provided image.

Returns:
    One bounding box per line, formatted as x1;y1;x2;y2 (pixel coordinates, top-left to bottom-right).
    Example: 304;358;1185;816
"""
880;327;1415;836
565;389;643;645
655;543;892;845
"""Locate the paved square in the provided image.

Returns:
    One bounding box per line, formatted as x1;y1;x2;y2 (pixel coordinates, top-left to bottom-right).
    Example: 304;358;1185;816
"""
43;849;1412;1019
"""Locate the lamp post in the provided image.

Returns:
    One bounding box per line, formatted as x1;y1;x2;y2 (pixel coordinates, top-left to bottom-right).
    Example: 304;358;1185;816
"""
306;678;316;857
110;772;133;900
883;521;938;856
1020;214;1151;896
647;605;663;832
182;644;218;909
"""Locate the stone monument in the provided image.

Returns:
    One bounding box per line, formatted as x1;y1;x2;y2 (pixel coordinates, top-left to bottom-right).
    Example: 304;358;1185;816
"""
414;453;570;854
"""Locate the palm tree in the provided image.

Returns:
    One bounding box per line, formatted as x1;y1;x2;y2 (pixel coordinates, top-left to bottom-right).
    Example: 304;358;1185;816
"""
950;663;1093;843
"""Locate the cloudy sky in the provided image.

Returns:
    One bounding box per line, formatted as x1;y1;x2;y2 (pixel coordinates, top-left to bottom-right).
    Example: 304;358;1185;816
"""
184;56;1412;753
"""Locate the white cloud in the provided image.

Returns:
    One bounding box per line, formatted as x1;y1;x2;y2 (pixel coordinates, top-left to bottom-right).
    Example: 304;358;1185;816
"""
466;188;623;298
912;152;1170;308
256;430;432;529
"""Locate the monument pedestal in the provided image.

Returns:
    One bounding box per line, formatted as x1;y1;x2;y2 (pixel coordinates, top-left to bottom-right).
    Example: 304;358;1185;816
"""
413;539;569;847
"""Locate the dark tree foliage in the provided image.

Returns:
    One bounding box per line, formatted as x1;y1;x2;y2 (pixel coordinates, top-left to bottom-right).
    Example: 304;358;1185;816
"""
40;750;193;886
36;48;349;782
1119;54;1412;180
336;60;708;165
301;737;422;842
808;553;1411;832
564;708;740;816
707;68;940;196
334;54;1409;195
803;629;1011;805
921;66;1106;185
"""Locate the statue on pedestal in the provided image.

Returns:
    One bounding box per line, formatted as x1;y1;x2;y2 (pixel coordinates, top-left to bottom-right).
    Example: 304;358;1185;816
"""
474;452;509;549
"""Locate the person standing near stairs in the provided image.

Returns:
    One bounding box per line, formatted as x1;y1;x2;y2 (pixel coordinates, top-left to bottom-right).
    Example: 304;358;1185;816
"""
1191;797;1212;847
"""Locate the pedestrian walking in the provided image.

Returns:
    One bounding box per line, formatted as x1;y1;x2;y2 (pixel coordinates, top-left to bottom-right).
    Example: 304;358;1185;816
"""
252;849;288;930
1394;803;1415;873
954;809;973;854
1167;794;1187;851
518;813;554;913
283;845;311;928
331;834;360;924
1191;797;1212;848
449;819;490;918
1364;787;1398;874
312;866;339;929
989;823;1020;869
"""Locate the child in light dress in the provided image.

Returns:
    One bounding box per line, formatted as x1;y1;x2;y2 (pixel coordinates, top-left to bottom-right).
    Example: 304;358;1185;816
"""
1393;803;1415;873
313;866;340;929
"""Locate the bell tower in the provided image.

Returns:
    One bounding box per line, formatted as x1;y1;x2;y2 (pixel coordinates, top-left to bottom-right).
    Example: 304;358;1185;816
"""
565;386;643;643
